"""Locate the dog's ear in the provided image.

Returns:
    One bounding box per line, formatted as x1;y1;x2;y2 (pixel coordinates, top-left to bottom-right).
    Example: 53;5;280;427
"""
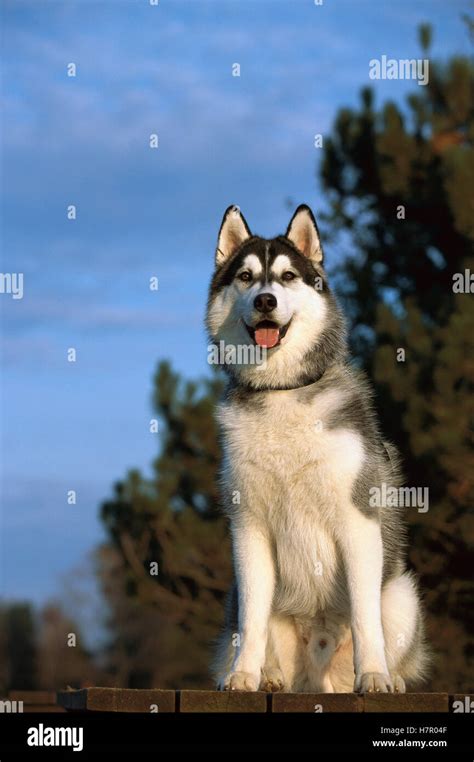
216;205;252;267
285;205;323;265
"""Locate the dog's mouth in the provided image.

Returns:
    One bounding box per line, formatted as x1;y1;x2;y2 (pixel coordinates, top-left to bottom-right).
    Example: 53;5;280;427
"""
244;319;291;349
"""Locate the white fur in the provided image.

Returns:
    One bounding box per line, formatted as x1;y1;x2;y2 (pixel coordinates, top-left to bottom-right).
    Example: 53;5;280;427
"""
207;279;328;389
216;386;423;693
337;508;390;690
238;254;263;277
270;254;294;277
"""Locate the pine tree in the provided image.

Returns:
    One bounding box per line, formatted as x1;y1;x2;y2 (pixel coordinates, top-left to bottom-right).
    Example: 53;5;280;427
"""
321;24;474;690
98;362;231;688
0;603;37;690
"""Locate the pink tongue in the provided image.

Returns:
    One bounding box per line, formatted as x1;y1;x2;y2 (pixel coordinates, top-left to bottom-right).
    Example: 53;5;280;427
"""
254;326;280;348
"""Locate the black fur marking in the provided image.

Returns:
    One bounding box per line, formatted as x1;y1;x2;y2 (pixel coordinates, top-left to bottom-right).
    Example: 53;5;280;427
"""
209;236;328;295
210;236;263;292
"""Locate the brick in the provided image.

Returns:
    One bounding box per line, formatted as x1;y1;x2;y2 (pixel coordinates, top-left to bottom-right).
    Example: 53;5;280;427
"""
179;690;267;713
449;694;474;713
271;693;362;713
364;692;448;713
58;687;176;713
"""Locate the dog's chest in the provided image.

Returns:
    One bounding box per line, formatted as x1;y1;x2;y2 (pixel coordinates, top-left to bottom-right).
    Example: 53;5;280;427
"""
219;388;364;498
219;388;364;615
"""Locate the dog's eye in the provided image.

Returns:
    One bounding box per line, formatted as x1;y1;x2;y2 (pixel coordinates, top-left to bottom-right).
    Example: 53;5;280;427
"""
238;271;252;282
282;271;296;281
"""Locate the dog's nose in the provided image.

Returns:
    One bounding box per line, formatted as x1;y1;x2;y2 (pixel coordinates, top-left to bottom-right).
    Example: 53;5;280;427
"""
254;292;277;313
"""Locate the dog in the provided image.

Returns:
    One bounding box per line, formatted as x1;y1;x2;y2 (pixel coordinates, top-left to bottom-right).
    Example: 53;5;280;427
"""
206;204;429;693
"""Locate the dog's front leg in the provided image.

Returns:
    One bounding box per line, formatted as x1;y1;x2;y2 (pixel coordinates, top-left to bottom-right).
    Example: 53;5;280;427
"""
221;521;275;692
338;507;393;693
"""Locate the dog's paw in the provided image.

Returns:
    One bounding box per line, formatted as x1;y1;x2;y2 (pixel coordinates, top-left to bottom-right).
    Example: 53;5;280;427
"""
355;672;394;693
220;671;259;692
390;674;406;693
260;667;284;692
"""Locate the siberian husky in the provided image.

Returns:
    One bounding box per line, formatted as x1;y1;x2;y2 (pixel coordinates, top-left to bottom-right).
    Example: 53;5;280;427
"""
206;204;429;693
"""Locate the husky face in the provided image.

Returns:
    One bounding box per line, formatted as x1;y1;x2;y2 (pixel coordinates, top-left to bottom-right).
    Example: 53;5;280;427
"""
206;205;347;390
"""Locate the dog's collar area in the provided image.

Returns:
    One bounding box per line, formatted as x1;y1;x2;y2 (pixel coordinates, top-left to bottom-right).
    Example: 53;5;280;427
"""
234;369;327;394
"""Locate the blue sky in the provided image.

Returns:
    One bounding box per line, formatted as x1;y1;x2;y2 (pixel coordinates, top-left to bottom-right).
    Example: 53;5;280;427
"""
0;0;470;615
